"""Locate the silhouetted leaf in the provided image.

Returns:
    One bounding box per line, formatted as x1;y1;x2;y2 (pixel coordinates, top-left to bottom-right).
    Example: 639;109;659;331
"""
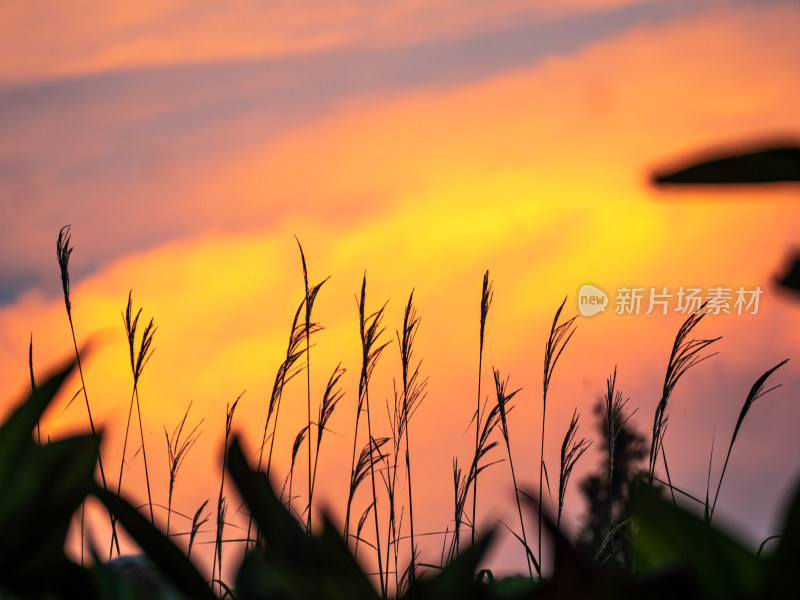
765;477;800;599
628;482;762;599
227;436;379;600
775;251;800;295
653;144;800;185
0;358;102;596
410;530;495;600
0;356;75;461
90;554;157;600
95;486;216;600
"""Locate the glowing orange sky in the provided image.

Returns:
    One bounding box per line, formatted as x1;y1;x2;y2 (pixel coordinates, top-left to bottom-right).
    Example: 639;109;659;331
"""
1;0;799;581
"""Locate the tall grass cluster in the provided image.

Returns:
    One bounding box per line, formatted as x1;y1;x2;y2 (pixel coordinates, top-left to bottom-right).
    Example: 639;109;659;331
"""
29;226;793;597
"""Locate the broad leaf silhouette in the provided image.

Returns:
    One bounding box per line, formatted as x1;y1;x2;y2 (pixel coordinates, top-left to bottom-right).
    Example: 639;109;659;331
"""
653;143;800;185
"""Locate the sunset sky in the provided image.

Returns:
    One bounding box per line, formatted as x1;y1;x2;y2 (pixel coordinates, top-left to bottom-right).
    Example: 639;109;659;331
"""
1;0;799;580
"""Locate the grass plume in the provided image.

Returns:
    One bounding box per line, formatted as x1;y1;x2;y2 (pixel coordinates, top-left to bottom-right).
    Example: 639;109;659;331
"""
212;393;241;594
396;291;427;584
214;498;228;593
57;225;116;559
539;297;577;567
294;238;330;532
710;358;788;520
493;368;534;577
123;292;157;524
601;367;632;562
473;271;493;546
109;291;157;558
187;500;211;559
247;286;323;548
347;436;390;556
352;275;390;597
649;304;720;482
558;409;591;532
285;425;310;516
309;363;345;519
165;402;203;538
450;396;503;561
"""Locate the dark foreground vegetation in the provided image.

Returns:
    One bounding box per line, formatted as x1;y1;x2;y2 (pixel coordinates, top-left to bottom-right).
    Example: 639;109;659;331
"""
1;355;799;599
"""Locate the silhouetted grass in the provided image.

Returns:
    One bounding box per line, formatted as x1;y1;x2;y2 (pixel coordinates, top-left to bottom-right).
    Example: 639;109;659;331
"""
710;358;789;521
492;368;534;577
187;500;210;559
356;275;390;597
28;333;40;443
285;425;309;515
309;363;345;519
24;228;797;598
247;282;323;549
349;436;390;557
165;402;203;538
473;272;492;547
539;297;577;566
212;394;241;595
648;304;720;482
56;225;117;559
600;367;631;563
294;238;330;532
396;291;427;587
111;291;157;560
558;408;590;532
450;392;503;563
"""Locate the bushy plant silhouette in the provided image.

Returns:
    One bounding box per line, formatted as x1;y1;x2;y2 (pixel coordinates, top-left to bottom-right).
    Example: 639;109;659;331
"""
576;398;646;567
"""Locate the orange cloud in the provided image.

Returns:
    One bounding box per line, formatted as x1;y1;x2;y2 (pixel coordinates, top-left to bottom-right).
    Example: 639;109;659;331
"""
186;3;800;228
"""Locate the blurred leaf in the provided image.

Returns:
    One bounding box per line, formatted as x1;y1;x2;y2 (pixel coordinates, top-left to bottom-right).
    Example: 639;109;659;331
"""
775;251;800;295
95;487;215;600
0;357;75;464
89;557;140;600
225;437;308;562
486;575;537;599
95;555;186;600
764;476;800;599
0;435;98;584
227;437;379;600
653;144;800;185
0;358;101;596
628;482;762;599
776;477;800;560
409;530;495;600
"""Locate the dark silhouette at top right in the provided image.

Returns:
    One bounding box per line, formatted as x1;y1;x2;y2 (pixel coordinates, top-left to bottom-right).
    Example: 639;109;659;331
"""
652;139;800;295
653;142;800;185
